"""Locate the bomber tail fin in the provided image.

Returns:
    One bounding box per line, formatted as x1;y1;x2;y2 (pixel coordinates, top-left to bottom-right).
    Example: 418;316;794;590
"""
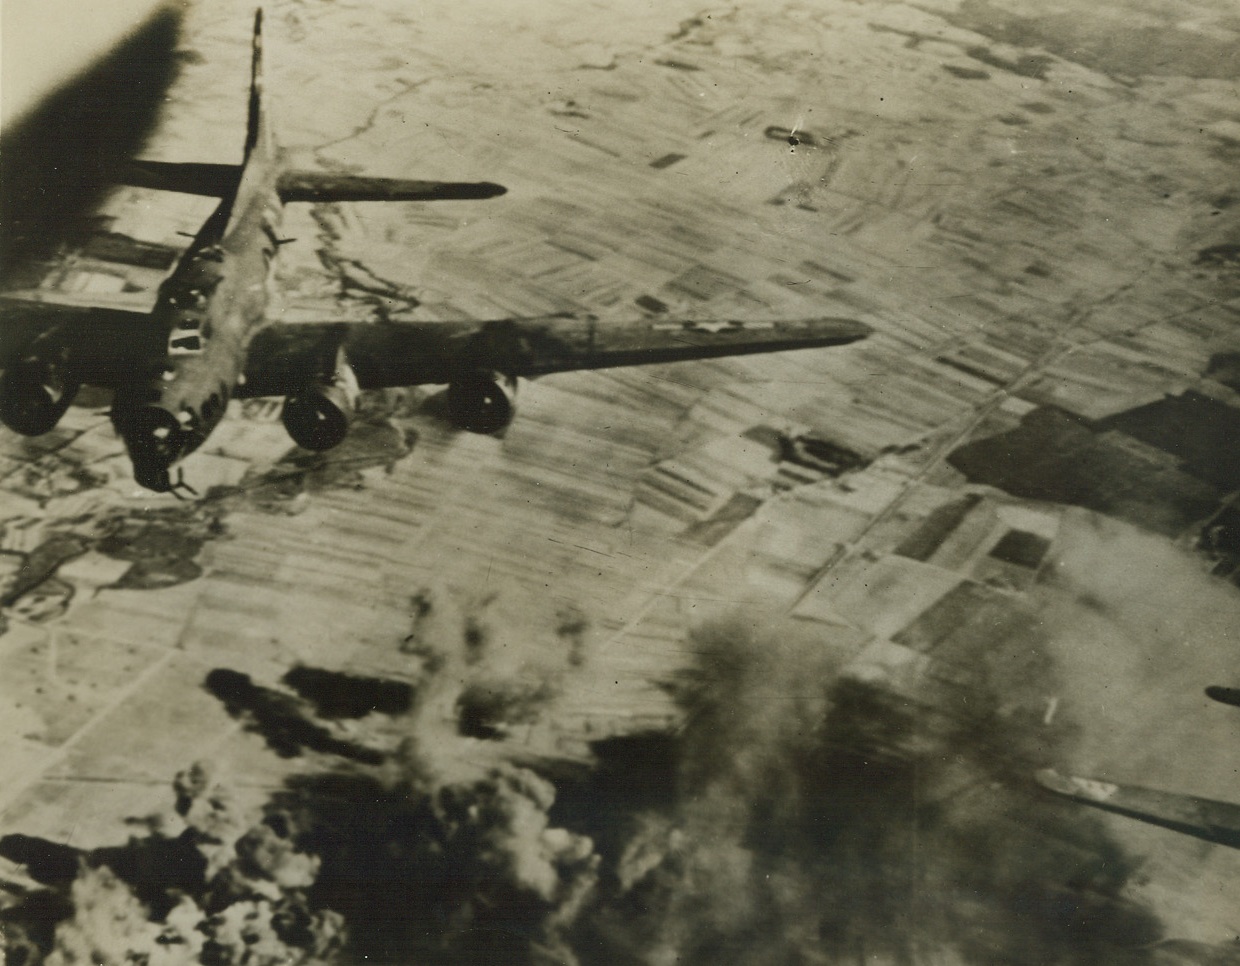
1036;769;1240;850
243;7;270;162
249;6;502;204
120;10;264;200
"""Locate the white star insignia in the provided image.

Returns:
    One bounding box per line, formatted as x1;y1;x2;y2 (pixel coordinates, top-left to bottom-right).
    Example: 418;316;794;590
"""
652;320;776;334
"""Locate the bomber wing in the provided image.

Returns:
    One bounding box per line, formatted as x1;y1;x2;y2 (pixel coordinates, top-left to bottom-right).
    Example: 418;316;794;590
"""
0;297;160;387
239;313;871;397
0;185;215;388
1035;769;1240;850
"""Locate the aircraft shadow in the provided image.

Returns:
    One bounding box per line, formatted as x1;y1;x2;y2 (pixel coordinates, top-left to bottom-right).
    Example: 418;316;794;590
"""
203;668;387;765
280;665;414;719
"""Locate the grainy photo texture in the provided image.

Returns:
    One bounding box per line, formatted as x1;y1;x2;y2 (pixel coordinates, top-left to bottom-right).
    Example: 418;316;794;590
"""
1;1;1238;964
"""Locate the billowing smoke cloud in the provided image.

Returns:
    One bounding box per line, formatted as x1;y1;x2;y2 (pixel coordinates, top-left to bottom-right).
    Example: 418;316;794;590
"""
392;583;582;782
271;764;596;964
9;531;1236;965
41;866;172;966
1032;510;1240;793
3;758;343;966
559;614;1188;966
1;656;595;966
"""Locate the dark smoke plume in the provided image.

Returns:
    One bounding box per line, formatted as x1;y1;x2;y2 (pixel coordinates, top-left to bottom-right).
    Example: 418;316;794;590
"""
557;616;1190;966
8;606;1233;965
1;659;595;966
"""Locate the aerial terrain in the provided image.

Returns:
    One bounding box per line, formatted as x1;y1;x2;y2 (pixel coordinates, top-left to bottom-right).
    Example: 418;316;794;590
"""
1;0;1239;962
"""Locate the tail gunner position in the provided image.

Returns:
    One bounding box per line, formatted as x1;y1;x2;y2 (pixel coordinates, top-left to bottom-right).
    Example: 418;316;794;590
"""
0;11;870;494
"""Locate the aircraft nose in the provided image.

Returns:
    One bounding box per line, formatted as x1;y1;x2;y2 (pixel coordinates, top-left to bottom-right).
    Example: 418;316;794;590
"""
116;405;184;491
133;462;174;493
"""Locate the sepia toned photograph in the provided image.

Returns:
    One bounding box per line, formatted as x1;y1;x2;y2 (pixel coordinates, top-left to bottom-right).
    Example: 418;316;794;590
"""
1;0;1238;962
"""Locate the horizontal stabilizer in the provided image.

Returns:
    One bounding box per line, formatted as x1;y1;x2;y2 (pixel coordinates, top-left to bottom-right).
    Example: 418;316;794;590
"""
123;160;242;198
1205;685;1240;709
277;171;507;203
1036;769;1240;850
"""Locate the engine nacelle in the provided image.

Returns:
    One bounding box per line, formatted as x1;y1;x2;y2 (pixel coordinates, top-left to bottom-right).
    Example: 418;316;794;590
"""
447;372;517;434
0;334;80;436
281;353;359;451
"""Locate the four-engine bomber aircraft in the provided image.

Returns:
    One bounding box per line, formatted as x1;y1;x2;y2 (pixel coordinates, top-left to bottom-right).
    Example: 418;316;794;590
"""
0;10;870;494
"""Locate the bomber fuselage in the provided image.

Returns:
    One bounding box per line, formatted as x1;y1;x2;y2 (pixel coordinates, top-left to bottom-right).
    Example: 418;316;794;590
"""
111;154;281;492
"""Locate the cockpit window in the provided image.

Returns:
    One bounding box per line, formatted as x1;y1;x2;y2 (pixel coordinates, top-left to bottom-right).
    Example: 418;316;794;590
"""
159;259;221;361
169;313;207;355
169;334;203;355
169;290;207;310
165;273;219;309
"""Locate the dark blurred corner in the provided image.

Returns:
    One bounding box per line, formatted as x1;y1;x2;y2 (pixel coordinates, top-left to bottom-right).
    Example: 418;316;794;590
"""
0;6;184;280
